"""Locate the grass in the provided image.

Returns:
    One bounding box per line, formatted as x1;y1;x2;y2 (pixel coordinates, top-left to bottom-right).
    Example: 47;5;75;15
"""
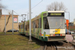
0;32;19;35
0;32;40;50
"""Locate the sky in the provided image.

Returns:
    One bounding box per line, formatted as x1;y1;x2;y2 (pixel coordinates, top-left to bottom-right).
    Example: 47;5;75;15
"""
1;0;75;22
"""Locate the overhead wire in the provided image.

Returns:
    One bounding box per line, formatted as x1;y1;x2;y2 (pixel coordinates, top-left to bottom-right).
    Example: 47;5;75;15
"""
3;9;19;15
3;0;43;16
25;0;43;21
25;0;43;13
31;0;43;10
2;0;44;22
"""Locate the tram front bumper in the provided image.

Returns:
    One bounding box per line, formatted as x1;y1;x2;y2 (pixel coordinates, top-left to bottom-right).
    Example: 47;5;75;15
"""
48;36;65;41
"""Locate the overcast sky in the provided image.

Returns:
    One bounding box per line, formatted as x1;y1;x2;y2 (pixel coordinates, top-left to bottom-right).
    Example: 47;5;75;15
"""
1;0;75;22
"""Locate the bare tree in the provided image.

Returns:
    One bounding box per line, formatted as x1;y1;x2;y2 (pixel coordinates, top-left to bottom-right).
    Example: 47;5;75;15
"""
0;0;6;18
3;13;11;32
0;4;6;9
0;0;6;9
47;2;67;11
0;0;12;32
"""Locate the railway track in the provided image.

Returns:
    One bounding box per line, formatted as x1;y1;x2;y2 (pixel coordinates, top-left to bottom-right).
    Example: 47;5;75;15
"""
42;41;74;50
20;34;75;50
43;42;58;50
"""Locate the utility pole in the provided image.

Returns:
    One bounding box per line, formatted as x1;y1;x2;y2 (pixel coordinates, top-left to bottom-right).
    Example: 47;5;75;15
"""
21;14;26;33
24;14;26;33
24;17;25;33
27;13;28;21
65;12;70;30
22;15;23;33
69;12;70;30
12;10;14;34
29;0;32;41
21;15;23;33
5;15;6;34
21;21;22;33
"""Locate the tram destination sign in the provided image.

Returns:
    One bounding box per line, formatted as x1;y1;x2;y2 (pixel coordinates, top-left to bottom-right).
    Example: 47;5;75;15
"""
48;13;64;16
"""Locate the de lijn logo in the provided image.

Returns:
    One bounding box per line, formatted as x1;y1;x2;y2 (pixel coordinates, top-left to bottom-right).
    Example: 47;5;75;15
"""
53;31;58;32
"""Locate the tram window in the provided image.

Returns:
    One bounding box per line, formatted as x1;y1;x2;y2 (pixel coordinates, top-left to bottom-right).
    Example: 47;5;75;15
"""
37;19;39;28
39;18;41;28
27;25;29;30
33;21;37;28
27;25;28;30
43;17;49;29
35;24;37;28
26;25;27;30
38;23;39;28
33;21;35;28
25;25;27;31
35;21;37;28
34;19;39;28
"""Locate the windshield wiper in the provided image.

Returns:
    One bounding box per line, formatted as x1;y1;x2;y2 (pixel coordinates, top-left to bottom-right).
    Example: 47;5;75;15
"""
57;24;62;29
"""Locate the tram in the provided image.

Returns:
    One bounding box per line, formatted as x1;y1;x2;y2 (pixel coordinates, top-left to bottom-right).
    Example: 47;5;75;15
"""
19;11;66;41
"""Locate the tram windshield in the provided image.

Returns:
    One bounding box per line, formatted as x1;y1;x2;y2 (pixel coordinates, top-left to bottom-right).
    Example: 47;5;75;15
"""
47;17;65;29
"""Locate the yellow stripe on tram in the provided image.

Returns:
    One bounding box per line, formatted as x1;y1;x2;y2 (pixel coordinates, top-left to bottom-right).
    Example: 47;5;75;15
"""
45;35;50;36
55;29;60;34
42;34;50;36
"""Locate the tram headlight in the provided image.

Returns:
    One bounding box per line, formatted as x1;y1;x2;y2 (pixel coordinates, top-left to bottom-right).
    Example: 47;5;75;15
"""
50;34;53;36
50;34;55;36
61;34;65;36
60;34;62;36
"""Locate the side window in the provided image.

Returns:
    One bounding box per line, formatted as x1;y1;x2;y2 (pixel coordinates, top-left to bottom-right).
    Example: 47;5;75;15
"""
26;25;27;31
35;24;37;28
39;18;41;28
33;19;39;28
37;19;39;28
33;21;35;28
27;24;29;30
35;19;39;28
43;17;49;29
